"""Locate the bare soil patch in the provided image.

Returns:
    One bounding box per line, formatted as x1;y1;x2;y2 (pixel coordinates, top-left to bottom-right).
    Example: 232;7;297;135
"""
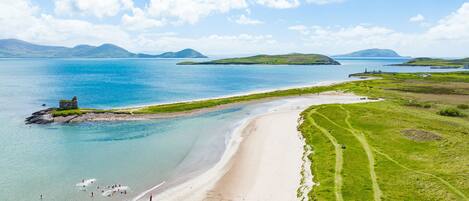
401;129;442;142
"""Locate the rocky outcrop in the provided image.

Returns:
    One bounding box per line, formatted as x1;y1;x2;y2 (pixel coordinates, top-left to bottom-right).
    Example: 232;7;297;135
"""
25;108;54;124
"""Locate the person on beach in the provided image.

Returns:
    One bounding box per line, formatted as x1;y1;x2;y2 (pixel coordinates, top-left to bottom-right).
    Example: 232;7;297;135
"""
150;194;153;201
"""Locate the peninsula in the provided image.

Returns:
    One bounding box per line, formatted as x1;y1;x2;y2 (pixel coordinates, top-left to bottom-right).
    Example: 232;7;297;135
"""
0;39;207;58
177;53;340;65
392;57;469;68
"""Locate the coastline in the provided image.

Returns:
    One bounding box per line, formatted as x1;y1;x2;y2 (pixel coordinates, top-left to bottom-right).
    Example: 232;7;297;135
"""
27;78;371;124
136;92;377;201
113;79;356;110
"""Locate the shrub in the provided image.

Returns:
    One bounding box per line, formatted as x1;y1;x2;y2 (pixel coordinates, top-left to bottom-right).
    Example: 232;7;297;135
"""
404;100;431;108
457;104;469;110
52;109;83;117
437;108;465;117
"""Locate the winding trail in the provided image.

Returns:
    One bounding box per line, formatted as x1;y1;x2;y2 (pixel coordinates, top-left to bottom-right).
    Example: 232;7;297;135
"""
315;105;466;200
340;106;382;201
306;109;344;201
315;107;382;201
373;149;468;200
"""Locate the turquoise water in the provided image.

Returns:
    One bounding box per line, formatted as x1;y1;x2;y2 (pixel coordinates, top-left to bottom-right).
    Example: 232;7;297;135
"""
0;58;463;200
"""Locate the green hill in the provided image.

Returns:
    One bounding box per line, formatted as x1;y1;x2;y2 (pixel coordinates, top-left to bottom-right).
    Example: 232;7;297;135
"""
394;57;469;68
178;53;340;65
336;48;401;57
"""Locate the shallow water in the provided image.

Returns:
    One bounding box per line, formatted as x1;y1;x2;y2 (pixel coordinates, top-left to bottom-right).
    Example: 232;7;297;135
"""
0;58;463;200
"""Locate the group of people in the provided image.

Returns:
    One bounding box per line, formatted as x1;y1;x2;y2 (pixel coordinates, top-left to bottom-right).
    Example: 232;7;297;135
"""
77;179;129;198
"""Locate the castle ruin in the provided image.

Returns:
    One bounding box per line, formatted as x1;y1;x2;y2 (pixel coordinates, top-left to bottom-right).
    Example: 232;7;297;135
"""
59;96;78;110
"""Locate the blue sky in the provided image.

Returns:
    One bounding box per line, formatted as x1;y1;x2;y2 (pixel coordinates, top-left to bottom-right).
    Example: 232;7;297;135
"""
1;0;468;57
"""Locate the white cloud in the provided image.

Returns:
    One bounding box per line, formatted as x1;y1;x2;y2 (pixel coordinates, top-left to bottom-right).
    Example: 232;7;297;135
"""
306;0;344;5
234;14;263;25
54;0;131;18
409;14;425;22
134;33;285;55
425;2;469;42
4;0;469;57
122;8;165;30
1;0;132;47
256;0;300;9
286;3;469;57
288;25;309;34
146;0;248;24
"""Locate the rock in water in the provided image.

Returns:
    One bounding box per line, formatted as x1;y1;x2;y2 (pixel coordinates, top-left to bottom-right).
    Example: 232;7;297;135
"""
25;108;54;124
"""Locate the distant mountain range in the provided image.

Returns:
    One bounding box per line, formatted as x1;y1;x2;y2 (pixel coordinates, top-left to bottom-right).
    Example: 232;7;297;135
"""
0;39;207;58
335;48;402;57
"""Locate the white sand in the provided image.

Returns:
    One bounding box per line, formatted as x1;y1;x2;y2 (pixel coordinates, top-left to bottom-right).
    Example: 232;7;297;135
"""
137;92;376;201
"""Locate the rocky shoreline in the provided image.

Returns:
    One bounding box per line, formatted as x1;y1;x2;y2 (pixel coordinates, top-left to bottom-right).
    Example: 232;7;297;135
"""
25;108;55;124
24;102;246;125
25;109;163;124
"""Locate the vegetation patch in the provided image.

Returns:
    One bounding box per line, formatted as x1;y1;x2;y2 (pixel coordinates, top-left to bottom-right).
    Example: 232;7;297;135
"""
438;108;465;117
403;100;432;108
52;109;84;117
390;86;459;95
457;104;469;110
401;129;442;142
393;57;469;68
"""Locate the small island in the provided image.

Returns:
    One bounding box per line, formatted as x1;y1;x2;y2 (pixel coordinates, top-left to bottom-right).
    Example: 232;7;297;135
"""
392;57;469;69
335;48;402;57
177;53;341;65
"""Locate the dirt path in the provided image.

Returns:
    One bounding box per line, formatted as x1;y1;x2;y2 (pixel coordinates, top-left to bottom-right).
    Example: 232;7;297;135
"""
340;106;382;201
315;108;382;201
316;105;466;200
307;109;344;201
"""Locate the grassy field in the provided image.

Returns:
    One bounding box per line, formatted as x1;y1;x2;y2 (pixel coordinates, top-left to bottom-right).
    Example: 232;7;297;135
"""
394;57;469;68
299;72;469;200
177;53;340;65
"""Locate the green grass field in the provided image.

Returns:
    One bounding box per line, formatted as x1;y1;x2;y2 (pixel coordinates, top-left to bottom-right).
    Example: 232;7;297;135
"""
395;57;469;68
299;72;469;200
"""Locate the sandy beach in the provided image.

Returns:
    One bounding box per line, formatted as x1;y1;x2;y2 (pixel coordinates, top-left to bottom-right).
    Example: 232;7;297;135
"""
208;111;305;201
140;92;375;201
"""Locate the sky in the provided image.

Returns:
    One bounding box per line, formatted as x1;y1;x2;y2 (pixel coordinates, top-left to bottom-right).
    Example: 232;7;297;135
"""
0;0;468;57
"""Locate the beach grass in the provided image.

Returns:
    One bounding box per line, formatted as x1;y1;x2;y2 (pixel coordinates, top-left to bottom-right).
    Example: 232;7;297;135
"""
299;71;469;200
127;84;339;114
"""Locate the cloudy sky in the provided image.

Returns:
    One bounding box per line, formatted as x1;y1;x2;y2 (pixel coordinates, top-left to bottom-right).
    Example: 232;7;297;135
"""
1;0;468;57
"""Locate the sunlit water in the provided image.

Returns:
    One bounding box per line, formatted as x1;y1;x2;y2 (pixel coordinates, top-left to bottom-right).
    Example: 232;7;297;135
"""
0;58;463;200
